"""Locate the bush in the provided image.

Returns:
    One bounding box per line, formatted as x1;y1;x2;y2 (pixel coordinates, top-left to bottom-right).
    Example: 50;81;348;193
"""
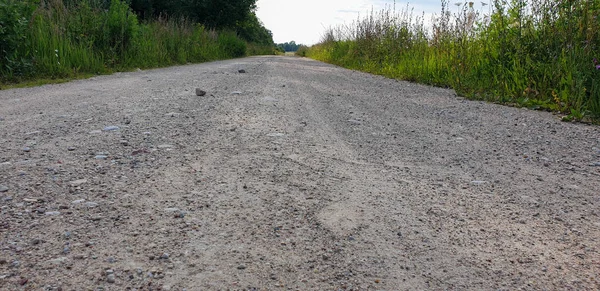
295;45;309;57
218;31;247;58
0;0;37;78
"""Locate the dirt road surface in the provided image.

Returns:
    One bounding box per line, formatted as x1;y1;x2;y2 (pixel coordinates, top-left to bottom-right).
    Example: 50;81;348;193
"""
1;56;600;290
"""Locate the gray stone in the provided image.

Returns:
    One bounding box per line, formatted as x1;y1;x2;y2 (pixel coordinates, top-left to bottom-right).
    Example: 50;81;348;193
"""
85;202;98;208
45;211;61;216
69;179;87;187
103;126;120;131
47;257;68;265
195;88;207;96
238;69;246;73
23;147;31;152
0;185;8;193
94;155;108;160
107;274;116;283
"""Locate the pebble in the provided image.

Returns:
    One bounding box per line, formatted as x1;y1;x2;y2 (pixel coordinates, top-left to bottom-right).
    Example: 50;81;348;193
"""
23;147;31;152
238;69;246;73
107;257;116;263
103;126;120;131
195;88;207;96
471;180;487;185
347;119;362;125
94;155;108;160
237;265;246;270
590;162;600;167
263;97;279;102
157;144;174;149
85;202;98;208
0;185;8;192
164;208;180;213
45;211;61;216
231;91;242;95
267;133;285;137
160;253;169;260
69;179;87;187
107;274;115;283
47;257;68;265
72;199;85;204
67;147;76;151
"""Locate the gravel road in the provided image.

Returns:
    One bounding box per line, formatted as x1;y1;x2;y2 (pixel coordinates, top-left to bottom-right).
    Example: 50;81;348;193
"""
1;56;600;290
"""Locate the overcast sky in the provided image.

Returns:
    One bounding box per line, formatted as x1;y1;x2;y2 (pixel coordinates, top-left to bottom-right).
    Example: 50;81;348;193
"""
255;0;444;45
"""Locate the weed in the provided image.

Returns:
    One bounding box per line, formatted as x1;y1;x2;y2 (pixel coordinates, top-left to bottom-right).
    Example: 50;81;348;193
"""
307;0;600;120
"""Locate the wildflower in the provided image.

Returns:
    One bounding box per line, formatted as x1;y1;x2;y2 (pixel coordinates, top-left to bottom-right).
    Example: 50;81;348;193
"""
594;58;600;70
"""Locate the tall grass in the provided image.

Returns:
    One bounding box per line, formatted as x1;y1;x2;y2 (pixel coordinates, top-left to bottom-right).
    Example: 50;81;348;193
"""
308;0;600;121
0;0;273;85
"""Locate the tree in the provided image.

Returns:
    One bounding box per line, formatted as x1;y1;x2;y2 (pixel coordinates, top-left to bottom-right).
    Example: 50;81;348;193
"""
130;0;256;29
277;41;303;52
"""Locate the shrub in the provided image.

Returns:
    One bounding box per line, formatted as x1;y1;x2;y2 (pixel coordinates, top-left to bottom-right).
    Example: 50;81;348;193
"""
0;0;37;78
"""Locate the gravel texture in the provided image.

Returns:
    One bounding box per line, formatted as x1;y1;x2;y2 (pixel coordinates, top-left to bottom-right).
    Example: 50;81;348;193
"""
1;56;599;290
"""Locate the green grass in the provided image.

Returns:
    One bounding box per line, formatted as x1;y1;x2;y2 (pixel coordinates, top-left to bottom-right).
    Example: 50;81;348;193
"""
307;0;600;122
0;0;274;87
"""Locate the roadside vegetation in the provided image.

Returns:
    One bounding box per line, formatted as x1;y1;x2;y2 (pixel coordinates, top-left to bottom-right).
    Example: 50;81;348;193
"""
0;0;275;86
307;0;600;121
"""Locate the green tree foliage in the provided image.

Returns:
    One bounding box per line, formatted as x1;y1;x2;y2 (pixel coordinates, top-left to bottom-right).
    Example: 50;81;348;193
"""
130;0;255;29
236;12;273;45
277;41;303;52
0;0;37;76
129;0;273;45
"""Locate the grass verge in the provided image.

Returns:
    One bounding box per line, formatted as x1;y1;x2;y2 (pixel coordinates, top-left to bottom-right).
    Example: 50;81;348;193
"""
306;0;600;122
1;0;275;88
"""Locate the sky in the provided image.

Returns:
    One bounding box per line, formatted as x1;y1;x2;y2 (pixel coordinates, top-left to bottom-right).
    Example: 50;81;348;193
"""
255;0;444;45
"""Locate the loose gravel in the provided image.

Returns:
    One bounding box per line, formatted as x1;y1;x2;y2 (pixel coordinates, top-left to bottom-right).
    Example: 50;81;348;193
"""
1;56;599;290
